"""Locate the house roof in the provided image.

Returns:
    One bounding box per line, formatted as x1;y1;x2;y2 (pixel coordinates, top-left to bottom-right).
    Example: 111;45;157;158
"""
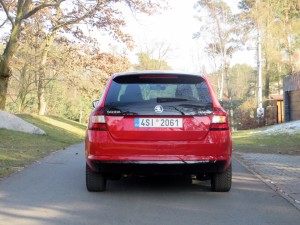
270;94;283;101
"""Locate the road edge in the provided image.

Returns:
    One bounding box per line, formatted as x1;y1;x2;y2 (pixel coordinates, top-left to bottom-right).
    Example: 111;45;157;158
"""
233;154;300;212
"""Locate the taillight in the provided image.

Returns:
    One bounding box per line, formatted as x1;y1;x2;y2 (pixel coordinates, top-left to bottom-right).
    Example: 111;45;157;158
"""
88;108;108;131
210;108;229;130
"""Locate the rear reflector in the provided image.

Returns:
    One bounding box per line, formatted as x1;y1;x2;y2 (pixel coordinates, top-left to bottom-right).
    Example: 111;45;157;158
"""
210;122;229;130
90;123;107;131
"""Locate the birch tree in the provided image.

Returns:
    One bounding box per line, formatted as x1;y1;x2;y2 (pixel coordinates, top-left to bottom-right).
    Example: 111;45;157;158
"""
194;0;241;101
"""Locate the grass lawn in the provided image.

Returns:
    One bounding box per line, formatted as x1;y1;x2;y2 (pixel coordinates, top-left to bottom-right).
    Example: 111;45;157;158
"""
0;114;86;178
232;127;300;155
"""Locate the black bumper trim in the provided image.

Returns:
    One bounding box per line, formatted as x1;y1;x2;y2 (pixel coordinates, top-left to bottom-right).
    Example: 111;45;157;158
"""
90;160;227;175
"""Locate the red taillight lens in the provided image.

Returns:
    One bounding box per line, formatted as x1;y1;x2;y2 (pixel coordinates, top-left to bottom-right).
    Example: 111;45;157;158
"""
210;108;229;130
88;108;108;131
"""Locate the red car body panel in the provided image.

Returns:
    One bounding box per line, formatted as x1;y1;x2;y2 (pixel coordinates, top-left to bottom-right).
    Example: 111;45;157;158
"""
105;116;211;141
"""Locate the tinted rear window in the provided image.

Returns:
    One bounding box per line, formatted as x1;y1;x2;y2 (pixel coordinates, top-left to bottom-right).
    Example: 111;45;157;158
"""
104;74;213;116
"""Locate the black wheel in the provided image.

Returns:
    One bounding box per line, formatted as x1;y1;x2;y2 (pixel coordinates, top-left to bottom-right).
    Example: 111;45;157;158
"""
86;164;107;192
211;163;232;192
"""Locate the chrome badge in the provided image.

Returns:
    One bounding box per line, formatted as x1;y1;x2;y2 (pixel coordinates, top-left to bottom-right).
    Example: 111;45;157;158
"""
154;105;163;113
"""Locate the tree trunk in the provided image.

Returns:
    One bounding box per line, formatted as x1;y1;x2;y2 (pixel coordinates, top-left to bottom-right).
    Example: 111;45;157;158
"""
219;64;224;101
38;71;47;115
264;61;270;98
79;99;83;124
0;22;22;109
0;75;9;109
37;31;56;115
225;64;233;131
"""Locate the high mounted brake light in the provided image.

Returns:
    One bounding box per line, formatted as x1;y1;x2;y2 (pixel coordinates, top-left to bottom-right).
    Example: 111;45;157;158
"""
139;75;178;79
88;108;107;131
210;108;229;130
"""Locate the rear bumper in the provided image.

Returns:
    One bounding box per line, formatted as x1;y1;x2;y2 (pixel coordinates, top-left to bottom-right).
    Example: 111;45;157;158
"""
88;159;228;175
86;131;232;158
85;129;232;175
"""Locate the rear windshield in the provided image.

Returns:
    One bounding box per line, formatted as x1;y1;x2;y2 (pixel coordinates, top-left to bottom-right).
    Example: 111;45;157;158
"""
104;74;213;116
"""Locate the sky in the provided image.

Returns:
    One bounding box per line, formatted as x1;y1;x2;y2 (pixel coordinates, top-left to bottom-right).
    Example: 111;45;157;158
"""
124;0;202;71
121;0;256;73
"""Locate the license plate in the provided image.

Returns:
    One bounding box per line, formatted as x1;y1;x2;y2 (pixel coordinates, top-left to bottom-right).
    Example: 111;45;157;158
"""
134;118;183;128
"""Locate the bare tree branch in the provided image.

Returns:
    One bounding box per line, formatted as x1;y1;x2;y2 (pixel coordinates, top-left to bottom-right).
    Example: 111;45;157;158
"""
54;4;99;30
0;0;15;27
22;2;64;20
0;18;8;28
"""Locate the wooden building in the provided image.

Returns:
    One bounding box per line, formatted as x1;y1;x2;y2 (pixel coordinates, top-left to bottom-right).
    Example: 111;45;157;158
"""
283;74;300;121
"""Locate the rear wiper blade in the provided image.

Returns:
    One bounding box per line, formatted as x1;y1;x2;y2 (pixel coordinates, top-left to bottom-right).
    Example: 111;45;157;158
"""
178;103;212;108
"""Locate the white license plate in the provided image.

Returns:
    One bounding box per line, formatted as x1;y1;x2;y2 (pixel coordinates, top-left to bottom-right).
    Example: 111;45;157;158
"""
134;118;183;128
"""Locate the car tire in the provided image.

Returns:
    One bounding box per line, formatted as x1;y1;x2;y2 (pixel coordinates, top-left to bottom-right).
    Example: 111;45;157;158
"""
86;164;107;192
211;163;232;192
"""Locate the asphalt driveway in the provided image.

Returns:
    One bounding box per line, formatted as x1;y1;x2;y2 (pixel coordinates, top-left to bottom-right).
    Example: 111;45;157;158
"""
0;143;299;225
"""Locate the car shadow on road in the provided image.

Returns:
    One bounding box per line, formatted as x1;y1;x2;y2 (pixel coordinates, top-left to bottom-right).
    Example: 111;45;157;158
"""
106;175;212;193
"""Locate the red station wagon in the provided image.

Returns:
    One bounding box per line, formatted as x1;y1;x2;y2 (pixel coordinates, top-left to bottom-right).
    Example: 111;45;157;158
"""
85;71;232;192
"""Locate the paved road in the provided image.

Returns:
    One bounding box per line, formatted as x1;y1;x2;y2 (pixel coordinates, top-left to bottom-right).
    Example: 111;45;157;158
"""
236;152;300;210
0;143;299;225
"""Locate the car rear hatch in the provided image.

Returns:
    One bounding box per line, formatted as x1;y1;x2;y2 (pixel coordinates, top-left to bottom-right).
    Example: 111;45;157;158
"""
103;74;214;141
